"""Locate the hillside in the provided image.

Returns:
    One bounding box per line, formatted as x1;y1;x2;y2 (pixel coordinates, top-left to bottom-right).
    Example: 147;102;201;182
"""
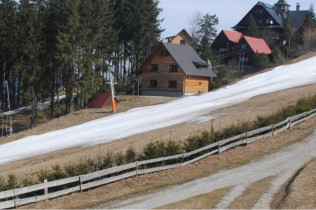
0;52;314;209
1;52;316;178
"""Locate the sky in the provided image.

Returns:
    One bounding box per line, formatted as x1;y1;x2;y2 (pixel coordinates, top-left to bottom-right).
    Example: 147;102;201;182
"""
158;0;316;40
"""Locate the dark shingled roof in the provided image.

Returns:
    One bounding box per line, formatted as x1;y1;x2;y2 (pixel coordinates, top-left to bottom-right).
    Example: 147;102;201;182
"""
163;43;216;78
288;10;309;30
233;1;309;31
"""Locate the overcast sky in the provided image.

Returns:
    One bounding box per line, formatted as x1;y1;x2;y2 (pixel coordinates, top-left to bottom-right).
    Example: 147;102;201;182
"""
158;0;316;40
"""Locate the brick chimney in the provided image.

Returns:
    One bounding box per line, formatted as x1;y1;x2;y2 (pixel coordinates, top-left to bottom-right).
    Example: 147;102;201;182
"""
296;3;300;11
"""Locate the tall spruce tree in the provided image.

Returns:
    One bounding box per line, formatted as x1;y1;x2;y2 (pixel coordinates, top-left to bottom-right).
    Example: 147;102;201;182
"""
196;13;218;60
54;0;80;114
0;0;17;111
245;15;260;38
18;0;47;127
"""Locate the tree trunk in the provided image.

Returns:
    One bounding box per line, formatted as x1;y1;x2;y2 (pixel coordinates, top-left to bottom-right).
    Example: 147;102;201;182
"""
31;92;38;128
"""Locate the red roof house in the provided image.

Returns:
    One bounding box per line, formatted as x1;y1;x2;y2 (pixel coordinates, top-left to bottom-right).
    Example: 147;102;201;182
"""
243;36;272;54
212;30;243;53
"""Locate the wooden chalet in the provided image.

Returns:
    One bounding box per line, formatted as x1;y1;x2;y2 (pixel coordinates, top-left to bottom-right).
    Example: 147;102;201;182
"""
165;29;193;46
140;43;216;97
233;36;272;69
233;1;310;42
212;30;243;55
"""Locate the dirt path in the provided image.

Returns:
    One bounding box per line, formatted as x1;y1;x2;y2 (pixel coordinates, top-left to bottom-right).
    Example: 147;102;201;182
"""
98;129;316;209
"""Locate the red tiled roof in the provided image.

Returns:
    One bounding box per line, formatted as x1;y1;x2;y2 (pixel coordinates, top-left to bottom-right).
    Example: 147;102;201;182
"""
223;30;243;43
243;36;272;54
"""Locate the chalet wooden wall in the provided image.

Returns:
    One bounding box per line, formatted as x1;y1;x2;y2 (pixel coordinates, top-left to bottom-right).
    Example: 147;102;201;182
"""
142;48;186;93
184;76;210;94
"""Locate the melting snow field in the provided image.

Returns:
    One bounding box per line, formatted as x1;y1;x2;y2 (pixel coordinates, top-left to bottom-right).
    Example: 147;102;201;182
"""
1;57;316;165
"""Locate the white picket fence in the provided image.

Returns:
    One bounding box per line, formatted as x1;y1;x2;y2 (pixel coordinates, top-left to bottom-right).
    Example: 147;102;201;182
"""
0;108;316;209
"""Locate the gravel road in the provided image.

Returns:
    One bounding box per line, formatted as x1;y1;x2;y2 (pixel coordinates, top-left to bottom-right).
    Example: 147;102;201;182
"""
98;129;316;209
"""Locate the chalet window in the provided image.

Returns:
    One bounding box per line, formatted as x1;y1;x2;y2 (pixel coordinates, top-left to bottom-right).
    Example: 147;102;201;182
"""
150;64;158;72
219;48;227;52
259;19;263;24
259;9;263;14
149;80;158;88
241;44;246;50
240;57;249;62
180;40;186;45
168;80;177;89
169;64;178;72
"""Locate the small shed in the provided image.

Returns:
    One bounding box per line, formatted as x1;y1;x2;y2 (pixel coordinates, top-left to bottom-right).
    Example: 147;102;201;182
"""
88;93;112;108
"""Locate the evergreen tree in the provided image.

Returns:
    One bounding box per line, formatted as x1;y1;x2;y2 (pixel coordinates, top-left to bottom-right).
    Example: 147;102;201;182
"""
245;15;260;38
54;0;80;114
0;0;18;110
18;0;47;127
196;13;218;61
280;18;292;41
197;13;218;43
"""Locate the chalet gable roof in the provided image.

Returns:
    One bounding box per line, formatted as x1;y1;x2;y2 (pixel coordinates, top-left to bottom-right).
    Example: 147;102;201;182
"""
223;30;243;43
233;1;309;31
165;29;193;43
288;10;309;30
243;36;272;54
233;2;284;30
163;43;216;78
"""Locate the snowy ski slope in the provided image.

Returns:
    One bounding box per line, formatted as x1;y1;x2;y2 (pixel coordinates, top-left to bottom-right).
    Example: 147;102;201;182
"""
1;56;316;165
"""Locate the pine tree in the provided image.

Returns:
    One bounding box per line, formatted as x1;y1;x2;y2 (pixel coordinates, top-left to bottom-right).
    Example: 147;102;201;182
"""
245;15;260;38
0;0;18;111
18;0;47;127
196;13;218;61
197;13;219;43
54;0;80;114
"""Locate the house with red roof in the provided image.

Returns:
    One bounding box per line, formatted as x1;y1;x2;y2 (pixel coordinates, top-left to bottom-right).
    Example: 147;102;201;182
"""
233;35;272;69
212;30;272;69
212;30;243;54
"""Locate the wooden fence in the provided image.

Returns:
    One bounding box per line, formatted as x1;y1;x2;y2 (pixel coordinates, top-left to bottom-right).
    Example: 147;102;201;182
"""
1;108;316;209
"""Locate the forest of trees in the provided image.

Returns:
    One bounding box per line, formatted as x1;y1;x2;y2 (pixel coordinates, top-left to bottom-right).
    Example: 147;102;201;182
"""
0;0;163;126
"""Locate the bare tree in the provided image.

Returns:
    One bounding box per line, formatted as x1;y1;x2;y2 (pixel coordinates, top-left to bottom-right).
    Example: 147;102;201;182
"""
188;10;203;47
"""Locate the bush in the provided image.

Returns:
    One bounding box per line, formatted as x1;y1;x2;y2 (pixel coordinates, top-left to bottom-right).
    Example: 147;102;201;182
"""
22;177;37;187
252;53;270;70
183;132;211;152
125;147;137;163
114;152;125;166
50;165;67;181
7;174;19;190
165;140;182;156
102;151;113;169
0;176;6;191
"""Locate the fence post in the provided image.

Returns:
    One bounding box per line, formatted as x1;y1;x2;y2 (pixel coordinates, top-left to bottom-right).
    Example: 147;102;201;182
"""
136;161;138;176
288;117;291;128
79;176;83;193
180;154;185;166
271;125;274;136
217;141;220;153
246;132;249;145
44;179;48;196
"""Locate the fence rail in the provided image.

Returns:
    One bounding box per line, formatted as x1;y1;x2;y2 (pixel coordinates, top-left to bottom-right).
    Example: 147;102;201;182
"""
1;108;316;209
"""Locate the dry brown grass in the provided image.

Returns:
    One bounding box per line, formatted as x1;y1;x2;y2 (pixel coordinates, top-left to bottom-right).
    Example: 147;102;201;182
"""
229;176;274;209
158;187;233;209
19;117;316;209
272;158;316;209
